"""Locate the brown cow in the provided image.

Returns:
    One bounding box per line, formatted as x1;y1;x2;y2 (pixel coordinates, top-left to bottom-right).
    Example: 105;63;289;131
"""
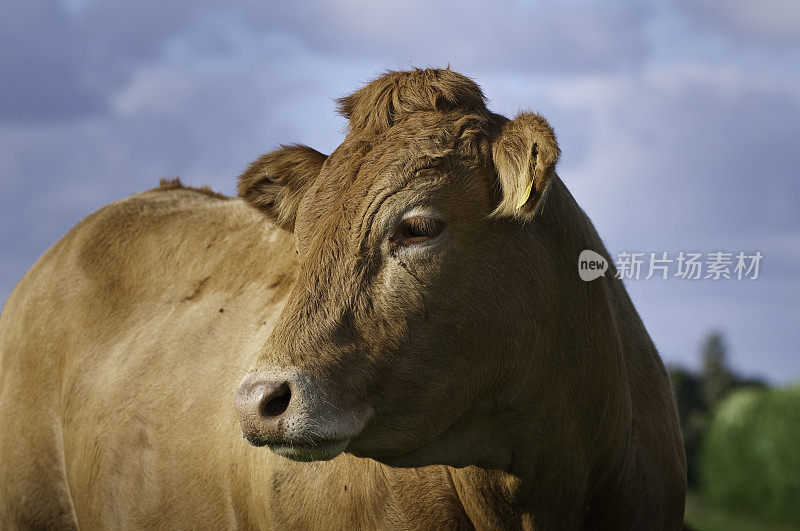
0;68;686;529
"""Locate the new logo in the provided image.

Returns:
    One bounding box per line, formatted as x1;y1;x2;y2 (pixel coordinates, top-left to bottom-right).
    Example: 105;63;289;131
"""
579;250;608;281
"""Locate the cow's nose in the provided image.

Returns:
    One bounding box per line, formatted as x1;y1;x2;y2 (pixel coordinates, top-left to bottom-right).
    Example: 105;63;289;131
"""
235;377;293;446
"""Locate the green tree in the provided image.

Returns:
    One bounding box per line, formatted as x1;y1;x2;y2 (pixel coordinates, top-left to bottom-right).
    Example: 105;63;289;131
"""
701;385;800;524
669;331;766;487
669;367;707;486
700;331;736;410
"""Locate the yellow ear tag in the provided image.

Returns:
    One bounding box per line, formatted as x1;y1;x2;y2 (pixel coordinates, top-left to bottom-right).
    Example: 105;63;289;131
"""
516;179;534;210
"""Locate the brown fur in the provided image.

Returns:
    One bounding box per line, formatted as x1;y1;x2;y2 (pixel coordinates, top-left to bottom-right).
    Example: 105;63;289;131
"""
154;177;231;200
239;145;328;232
0;68;685;529
336;68;487;135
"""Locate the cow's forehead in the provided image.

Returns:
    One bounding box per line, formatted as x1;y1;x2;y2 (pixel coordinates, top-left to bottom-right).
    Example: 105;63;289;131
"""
295;111;487;248
329;111;468;187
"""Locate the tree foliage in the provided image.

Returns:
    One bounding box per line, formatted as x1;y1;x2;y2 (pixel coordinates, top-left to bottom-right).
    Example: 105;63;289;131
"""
668;330;766;486
701;385;800;524
701;332;736;409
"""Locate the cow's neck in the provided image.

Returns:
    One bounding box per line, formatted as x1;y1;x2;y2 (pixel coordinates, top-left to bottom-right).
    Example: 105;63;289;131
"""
444;176;638;528
442;320;633;528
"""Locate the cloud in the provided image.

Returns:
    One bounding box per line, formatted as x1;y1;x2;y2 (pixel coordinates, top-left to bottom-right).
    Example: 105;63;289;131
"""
1;0;652;125
531;68;800;254
247;0;650;73
679;0;800;46
0;2;102;122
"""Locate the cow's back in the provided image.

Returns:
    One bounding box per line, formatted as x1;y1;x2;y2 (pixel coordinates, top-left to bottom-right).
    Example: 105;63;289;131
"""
0;186;297;528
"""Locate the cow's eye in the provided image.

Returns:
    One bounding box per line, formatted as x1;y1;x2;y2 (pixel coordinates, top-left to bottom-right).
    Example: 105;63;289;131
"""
389;216;445;249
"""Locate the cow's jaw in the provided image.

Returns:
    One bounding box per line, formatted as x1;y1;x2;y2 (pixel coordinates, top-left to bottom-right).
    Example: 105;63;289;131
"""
268;438;351;462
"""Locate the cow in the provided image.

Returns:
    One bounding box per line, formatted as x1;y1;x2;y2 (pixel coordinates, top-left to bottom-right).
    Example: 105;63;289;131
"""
0;68;686;529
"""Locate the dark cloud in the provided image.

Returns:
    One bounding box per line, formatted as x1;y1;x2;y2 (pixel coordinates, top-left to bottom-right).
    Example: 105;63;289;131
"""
0;0;213;123
0;0;651;125
0;2;102;121
678;0;800;46
553;73;800;247
240;0;650;73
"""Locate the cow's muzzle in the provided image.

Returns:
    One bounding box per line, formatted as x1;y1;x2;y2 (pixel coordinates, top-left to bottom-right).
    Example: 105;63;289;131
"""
234;369;371;461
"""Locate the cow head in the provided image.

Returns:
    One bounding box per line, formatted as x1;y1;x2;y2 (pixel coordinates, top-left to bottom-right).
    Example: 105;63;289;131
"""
234;69;600;470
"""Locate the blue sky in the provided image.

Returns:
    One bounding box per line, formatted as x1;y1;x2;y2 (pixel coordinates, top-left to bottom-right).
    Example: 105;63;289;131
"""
1;0;798;381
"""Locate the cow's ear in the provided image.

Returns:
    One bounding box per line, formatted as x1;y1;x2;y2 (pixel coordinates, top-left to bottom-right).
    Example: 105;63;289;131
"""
491;112;560;218
238;144;327;232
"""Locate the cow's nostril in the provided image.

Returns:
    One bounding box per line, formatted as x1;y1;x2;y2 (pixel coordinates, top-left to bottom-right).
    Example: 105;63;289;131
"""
259;382;291;418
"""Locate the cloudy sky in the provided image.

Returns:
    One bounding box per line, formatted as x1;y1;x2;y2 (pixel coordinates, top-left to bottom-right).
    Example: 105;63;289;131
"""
2;0;798;381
